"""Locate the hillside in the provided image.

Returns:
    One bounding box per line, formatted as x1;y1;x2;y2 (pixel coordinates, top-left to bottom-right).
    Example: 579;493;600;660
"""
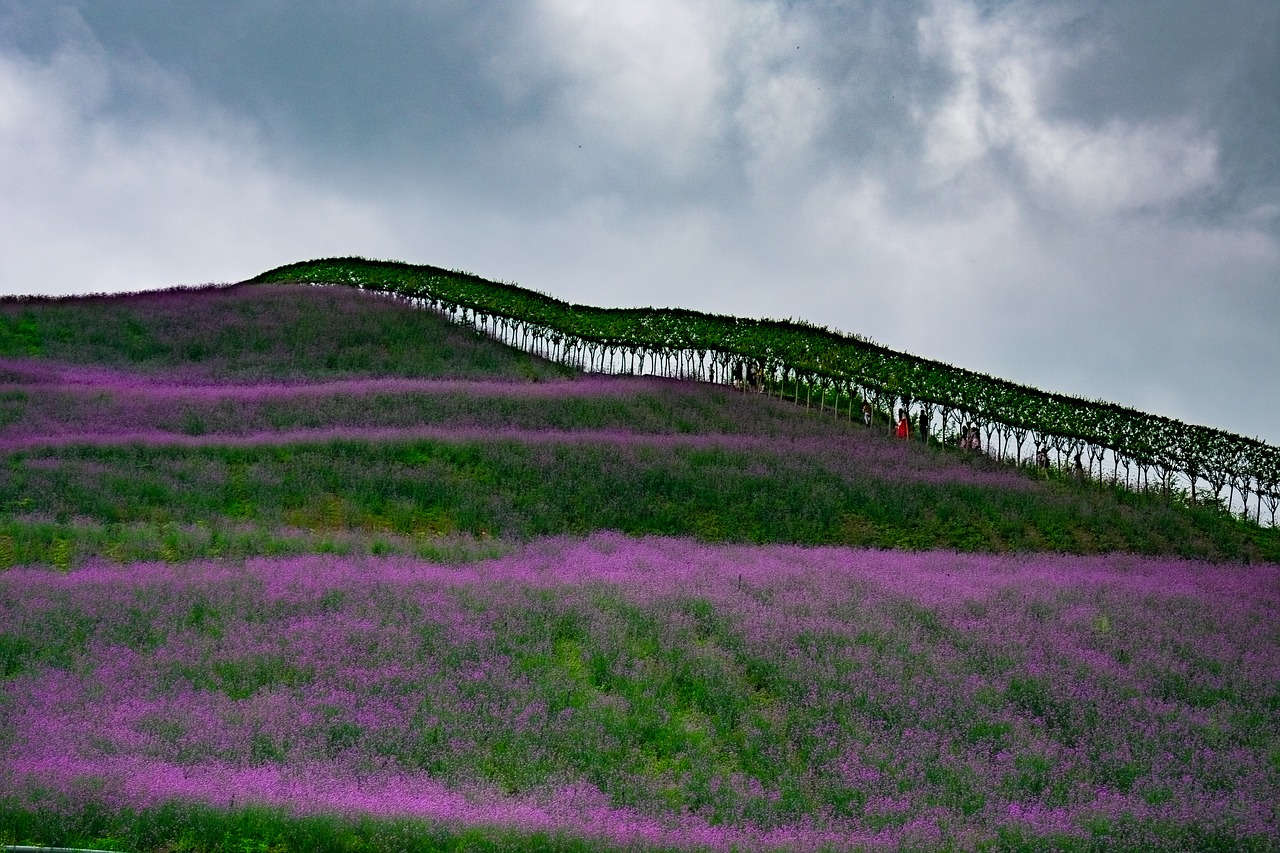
2;280;1278;853
0;282;573;381
249;257;1280;527
1;285;1276;569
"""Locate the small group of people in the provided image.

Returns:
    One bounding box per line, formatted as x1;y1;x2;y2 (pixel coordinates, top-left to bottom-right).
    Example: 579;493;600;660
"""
889;407;933;442
854;402;1093;482
859;402;914;438
732;360;765;393
858;403;933;443
1034;445;1085;480
861;405;983;451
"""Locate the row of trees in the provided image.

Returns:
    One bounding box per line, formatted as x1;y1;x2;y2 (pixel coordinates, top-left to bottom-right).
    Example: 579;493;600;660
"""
252;257;1280;526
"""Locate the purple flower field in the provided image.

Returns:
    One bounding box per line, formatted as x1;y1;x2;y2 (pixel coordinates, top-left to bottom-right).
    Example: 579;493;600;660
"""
0;356;637;398
5;283;1279;850
0;356;1031;492
3;535;1277;850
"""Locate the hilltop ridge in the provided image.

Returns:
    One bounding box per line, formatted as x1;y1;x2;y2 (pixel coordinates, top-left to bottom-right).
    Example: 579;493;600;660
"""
0;282;571;382
250;257;1280;532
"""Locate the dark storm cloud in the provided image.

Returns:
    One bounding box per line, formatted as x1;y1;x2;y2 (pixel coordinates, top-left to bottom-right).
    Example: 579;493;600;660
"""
0;0;1276;442
1027;0;1280;220
3;1;538;192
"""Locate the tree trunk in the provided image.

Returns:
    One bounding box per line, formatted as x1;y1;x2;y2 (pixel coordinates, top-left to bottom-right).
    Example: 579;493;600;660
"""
1088;445;1105;481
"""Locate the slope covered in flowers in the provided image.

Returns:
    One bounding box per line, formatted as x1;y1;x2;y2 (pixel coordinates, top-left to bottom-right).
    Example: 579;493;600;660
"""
2;282;1279;852
4;535;1278;851
2;358;1275;564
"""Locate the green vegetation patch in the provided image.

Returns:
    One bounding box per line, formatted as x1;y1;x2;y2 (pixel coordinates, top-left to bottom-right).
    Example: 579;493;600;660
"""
3;436;1276;568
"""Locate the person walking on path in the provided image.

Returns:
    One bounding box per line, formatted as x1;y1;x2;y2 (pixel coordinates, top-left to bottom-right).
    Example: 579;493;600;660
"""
896;409;910;439
1036;445;1050;476
862;400;873;428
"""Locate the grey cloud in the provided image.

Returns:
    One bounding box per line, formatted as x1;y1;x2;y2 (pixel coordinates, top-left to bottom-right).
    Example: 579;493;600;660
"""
14;1;538;195
1035;0;1280;222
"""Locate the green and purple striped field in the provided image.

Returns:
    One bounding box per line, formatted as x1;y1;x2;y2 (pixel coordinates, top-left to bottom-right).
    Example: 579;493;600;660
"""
2;283;1278;852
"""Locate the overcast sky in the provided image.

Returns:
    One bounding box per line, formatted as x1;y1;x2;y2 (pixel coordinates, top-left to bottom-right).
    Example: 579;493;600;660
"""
1;1;1277;442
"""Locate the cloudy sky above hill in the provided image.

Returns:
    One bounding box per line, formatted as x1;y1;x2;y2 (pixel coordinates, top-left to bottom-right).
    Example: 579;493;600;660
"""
1;1;1277;442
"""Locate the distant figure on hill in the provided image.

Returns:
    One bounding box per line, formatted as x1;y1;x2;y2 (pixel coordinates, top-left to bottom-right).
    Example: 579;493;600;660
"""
1035;445;1050;474
918;409;929;443
960;424;981;452
895;409;910;439
862;401;873;428
1072;452;1085;482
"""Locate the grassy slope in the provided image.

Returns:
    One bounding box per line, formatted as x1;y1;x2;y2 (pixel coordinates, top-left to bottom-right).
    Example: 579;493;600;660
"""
3;282;1280;853
0;283;1276;569
0;283;573;381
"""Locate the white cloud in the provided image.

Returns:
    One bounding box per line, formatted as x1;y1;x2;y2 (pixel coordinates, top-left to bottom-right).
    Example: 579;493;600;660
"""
517;0;733;180
916;0;1219;215
507;0;829;194
0;36;396;295
727;3;827;189
733;62;827;190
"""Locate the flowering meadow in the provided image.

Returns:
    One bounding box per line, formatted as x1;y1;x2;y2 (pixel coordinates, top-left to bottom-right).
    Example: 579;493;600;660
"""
3;282;1280;851
3;352;1274;566
3;535;1278;851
